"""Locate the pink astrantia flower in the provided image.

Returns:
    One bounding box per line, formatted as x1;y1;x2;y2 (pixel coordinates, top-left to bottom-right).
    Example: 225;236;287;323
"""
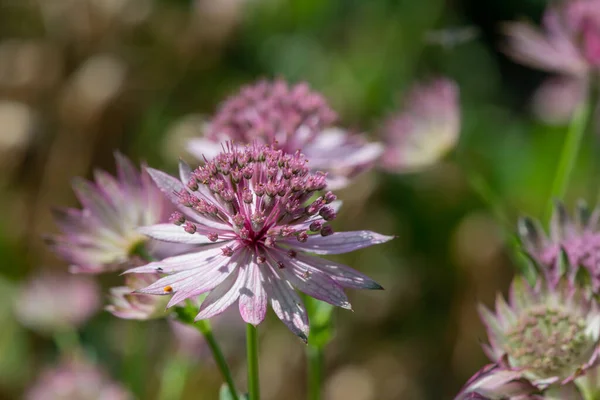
518;201;600;290
503;0;600;124
126;143;392;341
380;78;460;173
186;79;383;190
46;153;173;273
455;364;541;400
15;270;100;334
106;274;169;320
478;276;600;389
26;357;132;400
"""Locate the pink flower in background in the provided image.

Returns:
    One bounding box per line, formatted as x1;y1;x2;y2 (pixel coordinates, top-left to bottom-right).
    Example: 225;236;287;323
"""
381;78;460;173
478;276;600;390
15;271;100;334
518;201;600;290
126;143;392;340
186;79;383;190
46;153;173;274
106;274;169;320
504;0;600;124
454;364;541;400
26;357;132;400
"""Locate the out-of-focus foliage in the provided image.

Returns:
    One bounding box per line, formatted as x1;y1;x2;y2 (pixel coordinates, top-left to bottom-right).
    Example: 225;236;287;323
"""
1;0;596;398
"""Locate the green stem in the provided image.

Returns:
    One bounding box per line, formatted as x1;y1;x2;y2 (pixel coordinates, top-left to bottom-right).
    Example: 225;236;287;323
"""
307;345;323;400
545;100;592;223
246;324;260;400
157;354;190;400
196;319;240;400
53;328;81;355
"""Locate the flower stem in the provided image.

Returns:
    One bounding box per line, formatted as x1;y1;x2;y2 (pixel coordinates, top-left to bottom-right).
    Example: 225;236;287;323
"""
304;297;333;400
195;319;240;400
52;328;81;355
246;323;260;400
307;345;323;400
545;100;592;223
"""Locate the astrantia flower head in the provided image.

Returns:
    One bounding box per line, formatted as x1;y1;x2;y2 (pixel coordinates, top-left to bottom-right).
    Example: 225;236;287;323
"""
455;364;541;400
126;142;393;340
15;271;100;334
381;78;460;173
106;274;169;320
478;276;600;388
519;201;600;289
186;79;383;190
26;357;132;400
47;153;172;273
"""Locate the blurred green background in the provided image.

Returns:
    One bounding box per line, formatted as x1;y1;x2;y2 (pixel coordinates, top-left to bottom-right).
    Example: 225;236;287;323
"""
0;0;596;398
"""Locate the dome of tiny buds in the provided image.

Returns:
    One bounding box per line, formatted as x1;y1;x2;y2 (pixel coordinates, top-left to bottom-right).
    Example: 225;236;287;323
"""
478;276;600;387
176;143;335;248
504;306;589;380
207;80;337;154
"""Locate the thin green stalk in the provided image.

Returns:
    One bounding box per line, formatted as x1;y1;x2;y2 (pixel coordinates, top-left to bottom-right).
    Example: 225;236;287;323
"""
246;324;260;400
53;328;81;355
304;296;334;400
545;100;592;223
157;354;190;400
307;345;323;400
196;319;240;400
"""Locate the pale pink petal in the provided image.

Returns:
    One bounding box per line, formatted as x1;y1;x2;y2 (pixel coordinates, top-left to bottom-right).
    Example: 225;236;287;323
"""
287;231;394;254
238;259;267;325
146;168;231;230
125;244;228;274
138;224;227;244
146;167;198;221
187;138;225;161
274;254;351;309
295;253;383;290
179;159;193;183
115;151;141;188
194;253;249;320
263;266;309;342
72;178;119;229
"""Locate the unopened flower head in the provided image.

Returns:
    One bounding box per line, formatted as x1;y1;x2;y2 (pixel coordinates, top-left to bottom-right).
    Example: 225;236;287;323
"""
478;276;600;388
106;274;169;320
381;78;460;173
186;79;383;190
455;364;541;400
15;271;100;334
26;356;132;400
47;153;172;273
519;201;600;289
126;142;393;340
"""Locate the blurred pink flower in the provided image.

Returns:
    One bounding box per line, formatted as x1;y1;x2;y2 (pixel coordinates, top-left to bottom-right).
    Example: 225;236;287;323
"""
478;276;600;389
381;78;460;173
26;356;132;400
518;201;600;290
504;0;600;124
531;77;586;125
126;143;392;341
46;153;174;274
106;274;169;320
186;79;383;190
15;270;100;334
455;364;541;400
